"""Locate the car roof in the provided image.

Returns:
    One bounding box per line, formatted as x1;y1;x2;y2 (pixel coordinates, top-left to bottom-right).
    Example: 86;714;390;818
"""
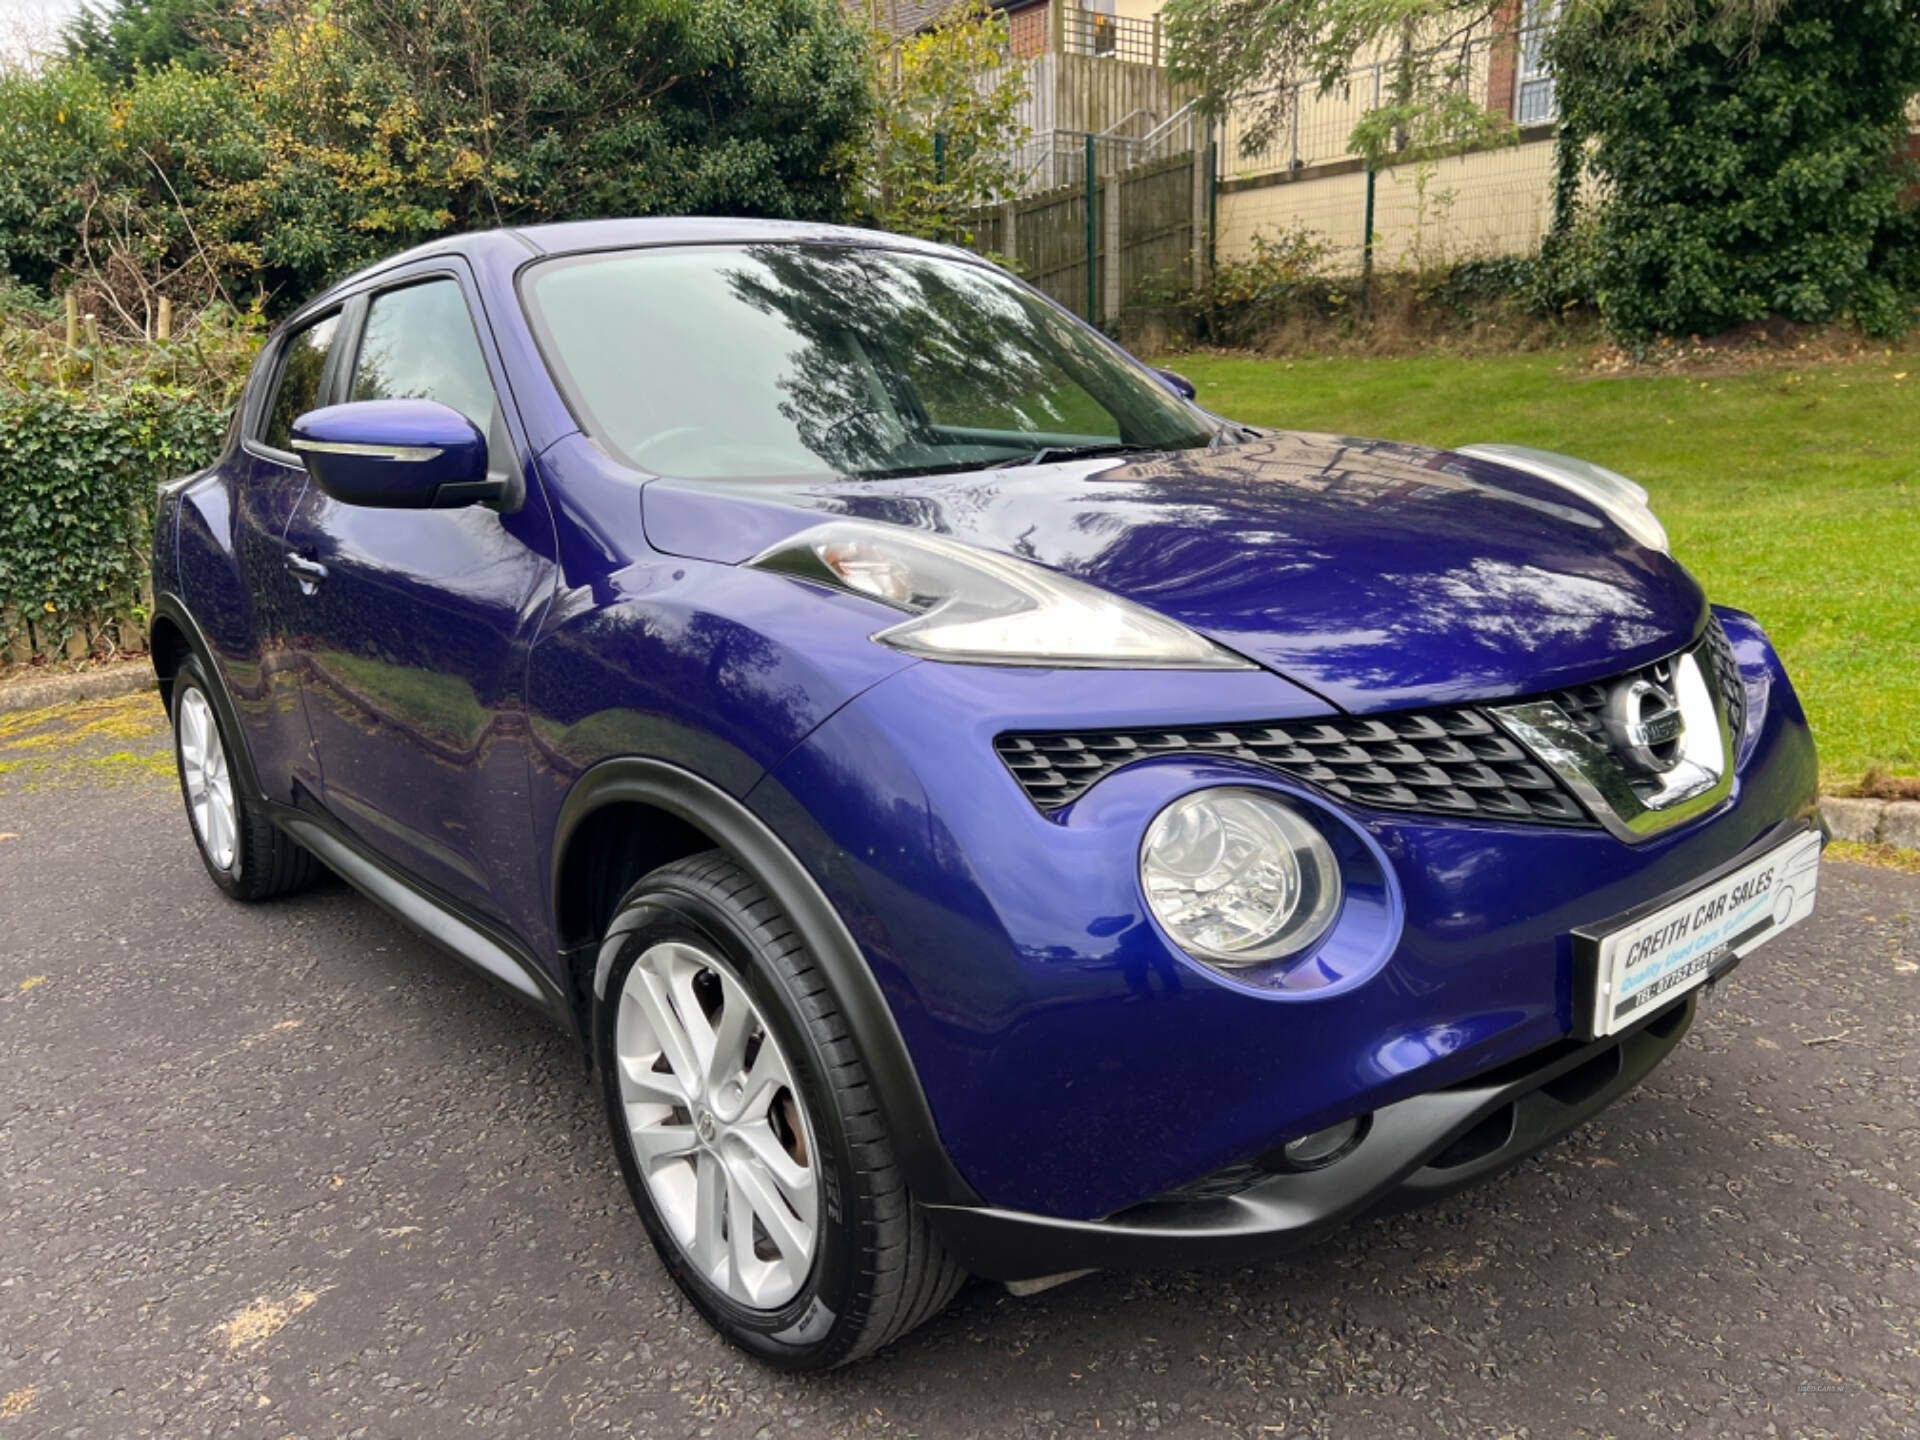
509;216;960;258
296;217;969;316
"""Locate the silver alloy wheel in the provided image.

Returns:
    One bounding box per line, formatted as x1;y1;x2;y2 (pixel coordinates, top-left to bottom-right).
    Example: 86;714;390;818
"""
614;941;820;1310
177;686;237;872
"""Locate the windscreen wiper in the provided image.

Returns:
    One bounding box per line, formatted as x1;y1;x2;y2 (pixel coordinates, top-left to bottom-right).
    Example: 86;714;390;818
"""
1011;442;1158;468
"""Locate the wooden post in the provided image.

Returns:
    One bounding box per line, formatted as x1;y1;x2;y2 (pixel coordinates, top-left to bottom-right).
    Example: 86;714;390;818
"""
1192;137;1209;291
1103;151;1123;325
1051;0;1066;57
157;297;172;342
65;291;79;350
1003;198;1018;267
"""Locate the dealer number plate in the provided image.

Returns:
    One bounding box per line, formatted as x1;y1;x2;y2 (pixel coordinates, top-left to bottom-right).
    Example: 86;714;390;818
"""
1579;829;1823;1038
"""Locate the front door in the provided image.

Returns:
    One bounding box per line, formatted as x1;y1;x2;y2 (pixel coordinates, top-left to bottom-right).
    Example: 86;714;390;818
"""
280;269;559;937
223;308;342;801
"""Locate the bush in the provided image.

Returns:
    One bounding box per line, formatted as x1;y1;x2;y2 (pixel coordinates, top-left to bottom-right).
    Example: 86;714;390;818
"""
1188;227;1337;346
0;384;229;661
1185;227;1607;352
1552;0;1920;345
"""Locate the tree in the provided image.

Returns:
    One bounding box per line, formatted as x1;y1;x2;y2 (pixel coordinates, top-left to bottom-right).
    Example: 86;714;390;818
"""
863;0;1031;244
64;0;243;78
2;0;877;314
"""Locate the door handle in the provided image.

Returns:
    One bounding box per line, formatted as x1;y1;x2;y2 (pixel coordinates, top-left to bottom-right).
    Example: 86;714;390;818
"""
284;552;328;591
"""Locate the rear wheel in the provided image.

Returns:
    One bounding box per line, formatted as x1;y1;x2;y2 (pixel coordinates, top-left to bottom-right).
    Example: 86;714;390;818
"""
171;655;318;901
595;851;965;1368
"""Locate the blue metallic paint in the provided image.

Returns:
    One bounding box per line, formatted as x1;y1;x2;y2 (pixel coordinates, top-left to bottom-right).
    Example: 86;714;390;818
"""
743;621;1814;1219
642;434;1709;714
155;219;1821;1240
290;399;491;506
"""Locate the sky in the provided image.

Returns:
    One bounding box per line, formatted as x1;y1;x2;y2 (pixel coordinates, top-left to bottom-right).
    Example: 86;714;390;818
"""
0;0;81;61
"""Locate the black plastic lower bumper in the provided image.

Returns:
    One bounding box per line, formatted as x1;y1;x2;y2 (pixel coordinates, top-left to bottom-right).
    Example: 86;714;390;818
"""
922;991;1699;1281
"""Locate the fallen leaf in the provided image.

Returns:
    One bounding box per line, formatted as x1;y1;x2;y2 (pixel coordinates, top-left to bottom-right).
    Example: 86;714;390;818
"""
19;976;46;992
0;1387;34;1418
0;833;18;842
272;1019;302;1031
212;1290;318;1355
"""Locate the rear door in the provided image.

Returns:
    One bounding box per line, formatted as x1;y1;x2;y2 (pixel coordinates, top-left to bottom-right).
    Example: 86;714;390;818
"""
278;263;560;936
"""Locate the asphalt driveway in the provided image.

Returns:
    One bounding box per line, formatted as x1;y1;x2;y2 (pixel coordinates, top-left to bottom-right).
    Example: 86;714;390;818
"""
2;692;1916;1439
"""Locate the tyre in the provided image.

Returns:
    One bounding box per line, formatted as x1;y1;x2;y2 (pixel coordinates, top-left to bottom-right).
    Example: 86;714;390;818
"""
171;654;319;902
594;851;965;1369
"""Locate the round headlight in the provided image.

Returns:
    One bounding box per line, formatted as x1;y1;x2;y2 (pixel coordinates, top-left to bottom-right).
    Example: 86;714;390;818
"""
1140;788;1343;968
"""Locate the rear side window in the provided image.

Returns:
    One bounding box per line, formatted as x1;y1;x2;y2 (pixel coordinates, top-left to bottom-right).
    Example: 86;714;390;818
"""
349;279;501;453
263;313;340;453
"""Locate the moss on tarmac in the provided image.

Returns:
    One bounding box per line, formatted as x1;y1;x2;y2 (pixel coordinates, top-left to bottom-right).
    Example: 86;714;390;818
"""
0;692;173;791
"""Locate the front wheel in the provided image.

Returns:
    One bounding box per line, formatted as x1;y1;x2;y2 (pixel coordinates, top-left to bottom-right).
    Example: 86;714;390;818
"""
170;654;318;901
594;851;965;1368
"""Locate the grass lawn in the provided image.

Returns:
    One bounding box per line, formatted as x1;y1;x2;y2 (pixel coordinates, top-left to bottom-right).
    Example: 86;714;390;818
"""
1159;349;1919;787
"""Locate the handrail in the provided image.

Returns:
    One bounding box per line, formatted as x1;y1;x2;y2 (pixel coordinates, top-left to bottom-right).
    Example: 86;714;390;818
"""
1136;99;1199;150
1098;108;1156;139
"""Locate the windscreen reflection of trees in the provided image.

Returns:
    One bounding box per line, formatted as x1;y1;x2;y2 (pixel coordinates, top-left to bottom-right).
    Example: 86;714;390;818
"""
721;247;1208;477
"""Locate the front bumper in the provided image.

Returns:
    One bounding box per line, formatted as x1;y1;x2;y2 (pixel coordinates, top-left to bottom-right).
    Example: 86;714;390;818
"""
749;609;1818;1224
921;989;1697;1280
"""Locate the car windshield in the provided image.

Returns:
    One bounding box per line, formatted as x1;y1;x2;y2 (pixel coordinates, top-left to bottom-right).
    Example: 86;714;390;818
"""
520;243;1216;481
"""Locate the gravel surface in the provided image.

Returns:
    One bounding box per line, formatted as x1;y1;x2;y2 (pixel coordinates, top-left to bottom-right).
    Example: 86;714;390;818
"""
3;696;1917;1439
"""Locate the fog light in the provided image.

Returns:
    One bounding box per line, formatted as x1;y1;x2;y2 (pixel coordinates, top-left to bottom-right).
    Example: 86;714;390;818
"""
1278;1114;1368;1171
1140;788;1342;968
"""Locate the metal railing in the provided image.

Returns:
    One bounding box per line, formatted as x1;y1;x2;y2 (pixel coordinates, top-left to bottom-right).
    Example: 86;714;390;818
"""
1009;101;1201;195
1059;6;1160;64
1218;27;1554;180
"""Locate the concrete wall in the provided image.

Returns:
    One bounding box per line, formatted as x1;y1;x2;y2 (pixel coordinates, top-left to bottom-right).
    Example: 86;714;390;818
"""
1218;134;1560;271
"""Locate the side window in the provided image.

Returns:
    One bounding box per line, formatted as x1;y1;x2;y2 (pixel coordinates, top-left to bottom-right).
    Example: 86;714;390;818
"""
263;313;340;453
349;279;506;469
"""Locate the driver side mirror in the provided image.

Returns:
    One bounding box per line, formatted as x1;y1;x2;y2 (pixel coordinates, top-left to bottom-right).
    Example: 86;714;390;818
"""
1154;368;1197;401
291;399;500;508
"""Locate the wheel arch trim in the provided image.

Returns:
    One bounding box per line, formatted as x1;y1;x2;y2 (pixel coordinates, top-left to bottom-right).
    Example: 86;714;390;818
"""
150;591;265;803
554;756;984;1209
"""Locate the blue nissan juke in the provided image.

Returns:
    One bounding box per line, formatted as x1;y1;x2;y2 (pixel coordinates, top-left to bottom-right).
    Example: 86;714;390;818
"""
152;218;1825;1368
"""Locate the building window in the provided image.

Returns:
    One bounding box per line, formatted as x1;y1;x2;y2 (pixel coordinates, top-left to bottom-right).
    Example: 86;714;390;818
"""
1516;0;1560;124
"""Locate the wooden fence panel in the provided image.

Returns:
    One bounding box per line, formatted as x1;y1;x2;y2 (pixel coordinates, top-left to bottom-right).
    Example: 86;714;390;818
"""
1117;153;1199;306
967;147;1198;324
1013;181;1095;318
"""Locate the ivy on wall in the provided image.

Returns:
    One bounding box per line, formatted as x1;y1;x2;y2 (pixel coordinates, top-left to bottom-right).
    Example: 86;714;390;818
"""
0;386;228;661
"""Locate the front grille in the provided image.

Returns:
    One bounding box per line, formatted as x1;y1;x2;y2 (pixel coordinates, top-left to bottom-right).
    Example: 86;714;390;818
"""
1546;622;1746;786
1702;619;1748;740
994;621;1751;825
995;707;1593;825
1548;655;1677;746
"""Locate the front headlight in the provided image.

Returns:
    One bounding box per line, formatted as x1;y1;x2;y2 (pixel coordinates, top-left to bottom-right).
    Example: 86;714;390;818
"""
1457;443;1671;555
749;519;1253;669
1140;788;1343;968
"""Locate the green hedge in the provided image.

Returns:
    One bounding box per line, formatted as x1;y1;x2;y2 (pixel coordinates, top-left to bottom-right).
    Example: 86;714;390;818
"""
0;385;229;661
1551;0;1920;345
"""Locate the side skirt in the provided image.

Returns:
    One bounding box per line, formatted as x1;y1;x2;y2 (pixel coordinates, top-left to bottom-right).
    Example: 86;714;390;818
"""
269;804;575;1036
